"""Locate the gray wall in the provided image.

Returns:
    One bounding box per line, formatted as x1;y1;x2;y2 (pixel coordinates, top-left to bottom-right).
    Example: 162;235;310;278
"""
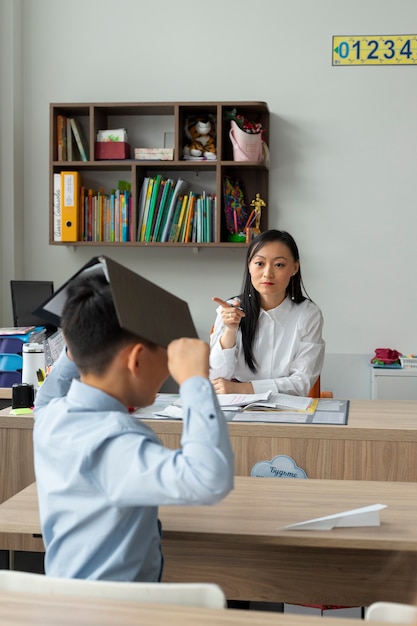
1;0;416;399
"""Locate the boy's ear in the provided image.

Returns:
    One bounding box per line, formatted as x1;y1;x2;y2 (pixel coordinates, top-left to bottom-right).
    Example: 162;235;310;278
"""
126;343;145;376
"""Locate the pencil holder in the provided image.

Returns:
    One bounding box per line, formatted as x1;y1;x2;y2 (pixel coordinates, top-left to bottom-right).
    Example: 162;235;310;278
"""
12;383;34;409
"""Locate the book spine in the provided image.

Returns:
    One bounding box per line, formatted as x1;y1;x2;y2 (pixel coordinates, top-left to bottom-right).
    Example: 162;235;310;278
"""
66;117;73;161
53;173;62;241
69;118;88;162
56;115;66;161
60;171;81;242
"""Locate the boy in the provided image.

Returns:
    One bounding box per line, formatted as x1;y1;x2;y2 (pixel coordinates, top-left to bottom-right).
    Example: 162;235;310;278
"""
33;266;234;582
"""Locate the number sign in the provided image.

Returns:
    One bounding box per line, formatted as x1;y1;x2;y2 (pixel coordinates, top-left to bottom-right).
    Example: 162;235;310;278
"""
333;35;417;65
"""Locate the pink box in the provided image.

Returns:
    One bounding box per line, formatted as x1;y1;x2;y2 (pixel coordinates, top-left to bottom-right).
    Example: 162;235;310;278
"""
95;142;131;160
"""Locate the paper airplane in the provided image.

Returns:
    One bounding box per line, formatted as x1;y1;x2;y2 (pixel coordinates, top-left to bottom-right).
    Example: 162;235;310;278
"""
282;504;387;531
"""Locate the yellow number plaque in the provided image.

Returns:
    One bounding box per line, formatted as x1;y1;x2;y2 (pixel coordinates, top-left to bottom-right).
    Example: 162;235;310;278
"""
333;35;417;65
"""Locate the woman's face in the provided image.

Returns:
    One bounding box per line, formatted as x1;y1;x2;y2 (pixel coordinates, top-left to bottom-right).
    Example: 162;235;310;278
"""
248;240;299;307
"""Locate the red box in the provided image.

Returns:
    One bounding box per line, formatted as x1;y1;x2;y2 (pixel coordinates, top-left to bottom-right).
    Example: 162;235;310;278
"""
94;142;131;160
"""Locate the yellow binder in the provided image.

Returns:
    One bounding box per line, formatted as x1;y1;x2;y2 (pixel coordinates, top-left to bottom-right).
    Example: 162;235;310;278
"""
61;171;81;242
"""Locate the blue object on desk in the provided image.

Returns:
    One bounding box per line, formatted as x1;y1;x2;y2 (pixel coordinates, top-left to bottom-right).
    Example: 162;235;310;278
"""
0;371;22;386
0;353;23;371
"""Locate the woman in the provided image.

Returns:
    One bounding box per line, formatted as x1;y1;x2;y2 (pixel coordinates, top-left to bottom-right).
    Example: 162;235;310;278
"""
210;229;325;396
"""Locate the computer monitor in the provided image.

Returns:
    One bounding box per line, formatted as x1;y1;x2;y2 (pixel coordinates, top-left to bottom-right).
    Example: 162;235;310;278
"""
10;280;54;327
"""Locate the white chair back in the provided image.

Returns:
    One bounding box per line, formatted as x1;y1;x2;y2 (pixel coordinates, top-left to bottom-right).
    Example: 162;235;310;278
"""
365;601;417;623
0;570;226;608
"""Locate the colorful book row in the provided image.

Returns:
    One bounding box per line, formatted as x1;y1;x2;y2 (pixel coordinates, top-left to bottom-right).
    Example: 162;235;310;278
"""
53;172;133;243
137;175;216;243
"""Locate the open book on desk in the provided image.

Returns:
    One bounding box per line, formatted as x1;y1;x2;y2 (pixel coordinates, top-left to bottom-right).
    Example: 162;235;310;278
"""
148;391;317;420
233;393;318;414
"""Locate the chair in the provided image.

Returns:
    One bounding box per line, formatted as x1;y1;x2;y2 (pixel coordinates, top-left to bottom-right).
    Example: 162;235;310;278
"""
0;570;226;608
308;376;333;399
365;601;417;623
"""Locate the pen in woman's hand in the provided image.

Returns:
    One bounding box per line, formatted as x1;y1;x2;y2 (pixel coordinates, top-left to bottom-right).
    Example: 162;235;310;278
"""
212;297;244;312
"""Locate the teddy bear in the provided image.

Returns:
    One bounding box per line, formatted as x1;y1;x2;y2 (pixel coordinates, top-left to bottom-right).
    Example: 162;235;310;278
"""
183;115;216;160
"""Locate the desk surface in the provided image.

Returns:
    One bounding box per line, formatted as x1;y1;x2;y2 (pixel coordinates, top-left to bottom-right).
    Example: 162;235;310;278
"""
0;591;381;626
2;398;417;489
141;398;417;439
2;477;417;605
4;474;417;550
2;397;417;436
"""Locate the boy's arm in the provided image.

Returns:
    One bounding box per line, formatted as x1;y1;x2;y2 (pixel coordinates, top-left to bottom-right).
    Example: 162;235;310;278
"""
34;347;79;410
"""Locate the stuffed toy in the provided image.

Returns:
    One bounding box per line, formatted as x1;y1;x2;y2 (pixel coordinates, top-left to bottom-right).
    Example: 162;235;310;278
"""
183;115;216;160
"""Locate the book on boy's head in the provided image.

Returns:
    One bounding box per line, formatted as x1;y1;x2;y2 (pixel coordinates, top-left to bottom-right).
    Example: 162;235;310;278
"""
33;256;198;348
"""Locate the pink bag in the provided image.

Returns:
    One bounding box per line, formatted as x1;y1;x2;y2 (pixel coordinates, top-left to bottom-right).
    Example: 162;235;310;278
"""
229;120;263;162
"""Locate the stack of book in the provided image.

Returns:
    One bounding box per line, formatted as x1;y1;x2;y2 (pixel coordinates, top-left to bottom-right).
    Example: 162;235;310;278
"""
80;185;133;243
53;173;133;243
137;175;216;243
56;115;88;162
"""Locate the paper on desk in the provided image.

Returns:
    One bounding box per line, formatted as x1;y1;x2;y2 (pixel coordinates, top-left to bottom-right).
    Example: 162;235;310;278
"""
282;504;387;531
156;391;272;417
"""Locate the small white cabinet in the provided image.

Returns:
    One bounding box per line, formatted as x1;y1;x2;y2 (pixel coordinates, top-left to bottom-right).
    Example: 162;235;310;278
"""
371;367;417;400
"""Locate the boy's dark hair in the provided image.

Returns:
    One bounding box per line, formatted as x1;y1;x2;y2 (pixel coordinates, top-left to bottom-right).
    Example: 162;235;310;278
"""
61;272;155;375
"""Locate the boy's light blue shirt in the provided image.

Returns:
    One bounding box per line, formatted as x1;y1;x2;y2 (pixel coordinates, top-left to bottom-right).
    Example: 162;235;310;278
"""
33;349;234;582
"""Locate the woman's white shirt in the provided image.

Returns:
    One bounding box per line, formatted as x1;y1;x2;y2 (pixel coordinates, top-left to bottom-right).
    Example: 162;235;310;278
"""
209;296;325;396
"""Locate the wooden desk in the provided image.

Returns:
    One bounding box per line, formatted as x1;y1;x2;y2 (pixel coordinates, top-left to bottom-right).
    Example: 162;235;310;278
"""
2;477;417;606
142;399;417;481
0;387;12;400
0;590;380;626
1;399;417;509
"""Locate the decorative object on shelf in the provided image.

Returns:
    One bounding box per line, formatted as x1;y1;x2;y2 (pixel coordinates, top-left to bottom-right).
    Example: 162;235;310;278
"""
223;175;248;242
134;148;174;161
183;114;217;160
244;193;265;242
370;348;402;366
97;128;128;142
226;108;268;163
95;128;130;160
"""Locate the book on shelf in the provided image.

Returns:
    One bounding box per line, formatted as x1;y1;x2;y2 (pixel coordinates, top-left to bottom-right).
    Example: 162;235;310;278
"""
139;179;154;242
167;196;184;242
69;118;88;162
66;117;73;161
79;184;132;243
184;192;196;242
53;173;62;242
61;171;81;242
172;195;189;243
144;174;162;242
56;114;67;161
136;177;150;241
152;178;174;242
160;178;190;243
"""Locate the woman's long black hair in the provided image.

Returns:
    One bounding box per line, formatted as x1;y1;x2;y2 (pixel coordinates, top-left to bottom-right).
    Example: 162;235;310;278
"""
237;230;309;373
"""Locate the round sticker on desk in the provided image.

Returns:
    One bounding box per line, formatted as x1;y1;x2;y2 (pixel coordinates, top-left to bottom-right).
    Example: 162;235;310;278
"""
251;454;308;479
